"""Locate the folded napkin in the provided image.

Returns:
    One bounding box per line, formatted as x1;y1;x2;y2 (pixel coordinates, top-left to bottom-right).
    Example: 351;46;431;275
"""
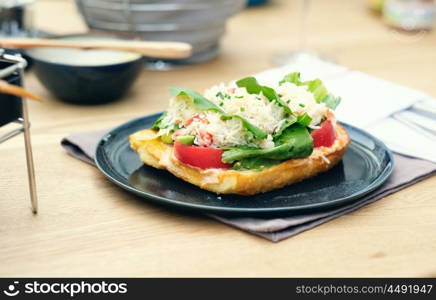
61;130;436;242
254;55;436;163
61;56;436;242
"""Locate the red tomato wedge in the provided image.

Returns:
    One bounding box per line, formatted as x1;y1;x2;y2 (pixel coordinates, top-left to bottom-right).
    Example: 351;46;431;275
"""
174;141;232;170
311;119;337;148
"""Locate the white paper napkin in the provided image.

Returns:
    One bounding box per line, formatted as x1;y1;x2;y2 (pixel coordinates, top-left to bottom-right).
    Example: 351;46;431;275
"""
253;55;436;163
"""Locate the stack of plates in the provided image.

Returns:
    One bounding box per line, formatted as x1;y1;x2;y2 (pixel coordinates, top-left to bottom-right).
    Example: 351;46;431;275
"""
75;0;245;66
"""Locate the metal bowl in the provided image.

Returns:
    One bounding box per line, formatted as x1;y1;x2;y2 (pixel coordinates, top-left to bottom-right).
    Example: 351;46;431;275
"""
75;0;245;67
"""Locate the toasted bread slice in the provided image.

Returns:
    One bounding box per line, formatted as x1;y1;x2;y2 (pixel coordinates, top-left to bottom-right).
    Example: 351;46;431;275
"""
129;124;350;195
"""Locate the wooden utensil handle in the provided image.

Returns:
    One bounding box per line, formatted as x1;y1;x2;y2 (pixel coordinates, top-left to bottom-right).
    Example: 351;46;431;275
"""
0;79;44;102
0;38;192;59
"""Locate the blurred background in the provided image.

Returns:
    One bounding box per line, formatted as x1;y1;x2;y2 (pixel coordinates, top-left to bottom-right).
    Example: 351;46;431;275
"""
0;0;435;111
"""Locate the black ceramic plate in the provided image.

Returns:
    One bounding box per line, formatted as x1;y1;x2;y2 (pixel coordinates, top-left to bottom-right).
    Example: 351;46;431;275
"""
95;113;394;216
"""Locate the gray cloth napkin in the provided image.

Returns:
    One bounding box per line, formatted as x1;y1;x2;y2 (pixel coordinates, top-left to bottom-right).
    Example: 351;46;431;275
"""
61;130;436;242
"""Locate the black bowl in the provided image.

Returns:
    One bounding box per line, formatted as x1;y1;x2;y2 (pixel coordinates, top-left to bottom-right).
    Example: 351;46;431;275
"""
25;37;145;105
0;57;23;126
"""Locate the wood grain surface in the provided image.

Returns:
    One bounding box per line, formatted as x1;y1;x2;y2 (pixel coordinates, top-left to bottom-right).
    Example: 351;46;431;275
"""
1;0;435;277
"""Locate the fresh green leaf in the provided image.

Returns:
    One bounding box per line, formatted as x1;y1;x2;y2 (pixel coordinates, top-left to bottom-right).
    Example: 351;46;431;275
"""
304;79;328;103
235;77;262;94
238;117;267;139
220;114;267;139
170;87;267;139
279;72;303;86
231;157;281;171
176;135;195;145
273;124;313;158
151;113;181;132
236;76;292;114
280;72;327;101
169;86;224;113
150;112;168;130
274;113;311;136
321;94;342;110
260;85;292;114
222;145;283;163
274;117;297;137
154;122;181;144
222;124;313;163
297;113;312;127
280;73;341;109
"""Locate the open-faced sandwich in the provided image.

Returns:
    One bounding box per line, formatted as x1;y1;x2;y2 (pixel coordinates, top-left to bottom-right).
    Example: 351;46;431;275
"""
130;72;350;195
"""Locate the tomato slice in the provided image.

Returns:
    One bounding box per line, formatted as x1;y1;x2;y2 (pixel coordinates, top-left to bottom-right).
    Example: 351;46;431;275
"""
311;119;337;148
184;115;208;127
174;141;232;169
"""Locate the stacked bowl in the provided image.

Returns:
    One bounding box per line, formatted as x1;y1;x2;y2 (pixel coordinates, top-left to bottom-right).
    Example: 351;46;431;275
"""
75;0;246;67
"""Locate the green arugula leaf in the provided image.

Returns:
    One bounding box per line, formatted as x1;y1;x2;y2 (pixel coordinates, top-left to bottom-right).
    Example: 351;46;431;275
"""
321;94;342;110
272;111;310;129
303;79;328;103
279;73;342;110
151;113;181;144
261;85;292;115
150;112;168;130
236;77;292;114
235;116;267;139
222;124;313;163
169;87;224;113
169;87;267;139
274;117;297;137
235;77;262;94
232;157;281;171
296;113;312;127
279;72;303;86
280;73;326;101
273;124;313;155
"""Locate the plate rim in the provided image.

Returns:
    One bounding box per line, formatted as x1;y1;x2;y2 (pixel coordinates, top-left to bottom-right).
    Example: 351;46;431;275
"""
95;113;394;215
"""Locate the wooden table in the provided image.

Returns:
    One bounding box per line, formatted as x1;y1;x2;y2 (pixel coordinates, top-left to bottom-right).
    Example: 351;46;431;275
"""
1;0;436;277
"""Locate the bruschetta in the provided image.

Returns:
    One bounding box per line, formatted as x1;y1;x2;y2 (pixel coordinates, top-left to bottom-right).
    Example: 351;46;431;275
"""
130;72;350;195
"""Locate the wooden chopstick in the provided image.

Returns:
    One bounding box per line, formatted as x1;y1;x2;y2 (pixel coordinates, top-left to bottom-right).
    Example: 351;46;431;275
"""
0;38;192;59
0;80;44;102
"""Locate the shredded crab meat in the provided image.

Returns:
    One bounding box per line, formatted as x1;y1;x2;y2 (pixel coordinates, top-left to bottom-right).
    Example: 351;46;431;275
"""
274;82;328;127
204;84;286;134
158;80;331;148
320;154;331;164
176;111;251;148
